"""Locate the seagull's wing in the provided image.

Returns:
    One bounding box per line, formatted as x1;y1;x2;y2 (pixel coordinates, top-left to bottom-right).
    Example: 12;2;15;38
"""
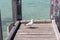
26;21;32;26
26;19;33;26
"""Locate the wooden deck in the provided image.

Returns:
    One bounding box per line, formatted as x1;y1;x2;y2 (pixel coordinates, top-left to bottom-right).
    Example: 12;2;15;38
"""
14;21;58;40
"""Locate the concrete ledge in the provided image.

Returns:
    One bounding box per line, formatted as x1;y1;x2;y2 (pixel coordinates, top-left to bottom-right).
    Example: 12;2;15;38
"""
6;21;21;40
7;23;14;35
20;19;51;24
52;20;60;40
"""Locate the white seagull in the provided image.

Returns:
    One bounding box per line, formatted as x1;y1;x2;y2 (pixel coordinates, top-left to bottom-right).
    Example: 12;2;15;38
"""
26;19;33;27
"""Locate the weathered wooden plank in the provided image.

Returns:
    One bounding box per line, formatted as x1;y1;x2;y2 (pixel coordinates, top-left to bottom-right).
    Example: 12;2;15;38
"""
14;34;55;38
14;23;57;40
14;38;57;40
17;23;54;35
17;31;54;34
19;24;52;30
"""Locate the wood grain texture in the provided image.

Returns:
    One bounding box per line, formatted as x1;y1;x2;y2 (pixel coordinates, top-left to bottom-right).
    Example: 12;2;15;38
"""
14;23;58;40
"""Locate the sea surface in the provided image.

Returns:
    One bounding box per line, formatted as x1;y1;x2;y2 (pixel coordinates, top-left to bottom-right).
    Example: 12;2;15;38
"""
0;0;50;40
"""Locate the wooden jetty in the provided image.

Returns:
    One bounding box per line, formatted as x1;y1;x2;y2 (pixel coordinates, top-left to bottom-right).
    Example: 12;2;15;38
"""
0;0;60;40
6;0;60;40
14;20;55;40
6;20;60;40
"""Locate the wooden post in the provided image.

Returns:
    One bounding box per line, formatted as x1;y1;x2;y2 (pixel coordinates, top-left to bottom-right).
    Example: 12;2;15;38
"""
50;0;54;20
12;0;17;23
12;0;22;23
16;0;22;20
58;0;60;32
0;10;3;40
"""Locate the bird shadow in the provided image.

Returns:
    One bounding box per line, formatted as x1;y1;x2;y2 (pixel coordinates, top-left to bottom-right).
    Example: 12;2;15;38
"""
27;27;38;29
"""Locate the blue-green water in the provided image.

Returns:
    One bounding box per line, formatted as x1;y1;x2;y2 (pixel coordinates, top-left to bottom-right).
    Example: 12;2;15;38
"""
22;0;50;20
0;0;50;40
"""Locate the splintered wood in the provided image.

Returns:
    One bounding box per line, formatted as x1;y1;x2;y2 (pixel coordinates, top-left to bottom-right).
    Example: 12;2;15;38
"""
14;23;57;40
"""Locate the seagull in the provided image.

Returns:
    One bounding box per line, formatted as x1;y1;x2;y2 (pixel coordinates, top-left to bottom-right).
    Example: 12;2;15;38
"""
26;19;33;27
